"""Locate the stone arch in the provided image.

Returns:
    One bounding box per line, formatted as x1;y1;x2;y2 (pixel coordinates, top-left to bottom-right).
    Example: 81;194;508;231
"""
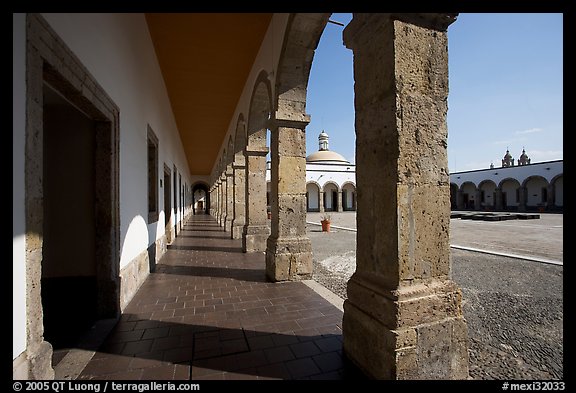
322;181;340;212
550;174;563;209
499;178;521;211
341;181;357;211
274;14;331;120
306;181;321;212
460;181;477;210
226;135;234;166
247;70;272;147
222;135;235;231
243;70;273;252
322;180;341;192
478;179;497;209
234;114;247;165
450;183;459;210
231;114;247;238
522;175;549;210
192;181;210;215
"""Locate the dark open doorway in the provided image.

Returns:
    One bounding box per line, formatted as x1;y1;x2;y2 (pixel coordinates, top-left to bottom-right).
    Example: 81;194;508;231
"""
41;82;115;349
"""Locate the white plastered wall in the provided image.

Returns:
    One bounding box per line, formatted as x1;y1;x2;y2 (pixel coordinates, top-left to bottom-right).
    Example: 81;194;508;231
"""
39;13;193;268
13;13;27;361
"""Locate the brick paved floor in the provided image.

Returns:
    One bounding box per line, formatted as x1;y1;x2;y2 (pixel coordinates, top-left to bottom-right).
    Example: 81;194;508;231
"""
76;215;365;380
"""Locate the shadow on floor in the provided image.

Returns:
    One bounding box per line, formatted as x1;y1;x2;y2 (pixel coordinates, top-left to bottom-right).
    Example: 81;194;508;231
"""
167;244;244;253
76;317;367;380
155;264;267;283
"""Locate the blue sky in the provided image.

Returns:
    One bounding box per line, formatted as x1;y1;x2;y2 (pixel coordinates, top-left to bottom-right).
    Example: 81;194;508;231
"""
305;13;563;172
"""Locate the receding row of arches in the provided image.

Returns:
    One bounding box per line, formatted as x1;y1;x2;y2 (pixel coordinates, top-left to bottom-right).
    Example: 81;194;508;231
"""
450;174;563;211
305;181;356;212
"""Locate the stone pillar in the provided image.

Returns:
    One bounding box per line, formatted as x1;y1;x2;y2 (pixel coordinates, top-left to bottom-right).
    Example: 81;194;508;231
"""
456;189;464;210
225;168;234;231
353;191;357;211
218;178;224;226
342;13;468;380
266;118;314;281
546;184;554;211
518;186;527;212
337;191;343;212
319;191;325;213
474;189;481;210
243;147;270;252
495;188;503;211
210;183;218;218
231;162;246;239
220;174;227;227
210;185;218;217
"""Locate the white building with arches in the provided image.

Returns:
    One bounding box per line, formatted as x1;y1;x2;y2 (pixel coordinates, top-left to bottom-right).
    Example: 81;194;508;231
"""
450;150;563;212
267;130;357;212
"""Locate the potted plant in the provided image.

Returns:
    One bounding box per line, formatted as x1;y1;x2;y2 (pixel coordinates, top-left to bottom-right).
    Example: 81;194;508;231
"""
321;213;331;232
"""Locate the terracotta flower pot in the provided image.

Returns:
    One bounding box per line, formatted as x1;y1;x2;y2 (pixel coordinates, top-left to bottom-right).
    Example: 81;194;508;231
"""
321;220;331;232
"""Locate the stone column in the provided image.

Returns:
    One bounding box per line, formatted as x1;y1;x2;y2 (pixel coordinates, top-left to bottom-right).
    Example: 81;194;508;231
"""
225;168;234;231
546;184;554;211
242;147;270;252
337;191;343;212
231;162;246;239
220;174;227;227
211;186;217;217
474;189;481;210
353;191;357;211
217;178;224;226
518;186;527;212
456;189;464;210
495;188;503;211
266;118;313;281
319;191;325;213
342;13;468;380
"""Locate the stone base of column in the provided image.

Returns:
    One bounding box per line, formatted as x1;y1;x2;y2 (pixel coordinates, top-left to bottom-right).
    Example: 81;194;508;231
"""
265;236;313;281
242;225;270;252
231;221;245;239
224;217;233;232
13;340;55;379
342;274;469;379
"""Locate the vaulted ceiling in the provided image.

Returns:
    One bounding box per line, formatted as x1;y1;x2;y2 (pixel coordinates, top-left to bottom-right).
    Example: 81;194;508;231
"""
145;13;273;176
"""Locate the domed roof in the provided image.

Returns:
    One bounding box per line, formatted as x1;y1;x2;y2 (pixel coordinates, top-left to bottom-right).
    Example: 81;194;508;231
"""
307;129;350;163
306;150;349;163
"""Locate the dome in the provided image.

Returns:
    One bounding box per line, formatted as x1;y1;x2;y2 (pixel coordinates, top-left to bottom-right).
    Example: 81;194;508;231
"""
306;150;349;163
307;129;350;163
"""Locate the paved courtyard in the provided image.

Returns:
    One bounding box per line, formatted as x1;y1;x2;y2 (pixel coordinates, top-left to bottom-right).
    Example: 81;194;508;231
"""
54;215;365;380
53;212;563;380
307;212;563;380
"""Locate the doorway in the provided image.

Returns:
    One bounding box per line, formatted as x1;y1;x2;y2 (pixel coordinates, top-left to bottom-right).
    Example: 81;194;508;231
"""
164;165;172;243
41;84;100;348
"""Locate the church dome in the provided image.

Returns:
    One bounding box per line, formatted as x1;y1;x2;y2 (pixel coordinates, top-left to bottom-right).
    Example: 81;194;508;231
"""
306;150;349;163
306;130;350;163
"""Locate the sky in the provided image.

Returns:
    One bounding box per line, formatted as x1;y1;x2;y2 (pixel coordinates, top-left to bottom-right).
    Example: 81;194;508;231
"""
305;13;563;173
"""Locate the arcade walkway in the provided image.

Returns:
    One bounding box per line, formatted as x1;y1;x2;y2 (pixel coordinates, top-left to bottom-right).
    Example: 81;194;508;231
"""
71;215;365;380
